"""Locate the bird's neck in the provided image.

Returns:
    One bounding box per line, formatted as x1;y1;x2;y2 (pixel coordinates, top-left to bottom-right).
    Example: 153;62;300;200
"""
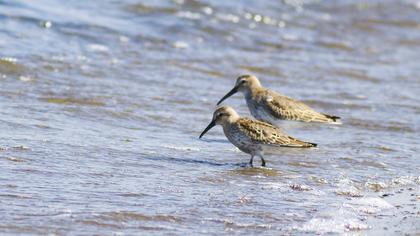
221;116;239;128
244;85;262;99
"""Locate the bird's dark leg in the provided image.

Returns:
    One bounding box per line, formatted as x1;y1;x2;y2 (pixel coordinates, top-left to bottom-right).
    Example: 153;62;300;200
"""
249;155;254;167
260;155;266;167
256;149;266;167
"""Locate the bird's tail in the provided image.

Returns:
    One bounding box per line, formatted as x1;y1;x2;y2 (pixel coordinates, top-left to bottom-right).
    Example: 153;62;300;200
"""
285;137;317;148
323;113;341;124
305;142;317;148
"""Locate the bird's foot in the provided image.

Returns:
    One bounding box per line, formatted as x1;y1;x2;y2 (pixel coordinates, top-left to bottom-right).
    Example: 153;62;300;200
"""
261;157;266;167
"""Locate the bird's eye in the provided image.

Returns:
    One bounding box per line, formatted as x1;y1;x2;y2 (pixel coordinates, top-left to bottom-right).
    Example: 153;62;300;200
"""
240;80;246;84
217;113;224;117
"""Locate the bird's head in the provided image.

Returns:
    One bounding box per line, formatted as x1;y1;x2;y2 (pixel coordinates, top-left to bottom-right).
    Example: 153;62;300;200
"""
199;106;239;138
217;75;261;105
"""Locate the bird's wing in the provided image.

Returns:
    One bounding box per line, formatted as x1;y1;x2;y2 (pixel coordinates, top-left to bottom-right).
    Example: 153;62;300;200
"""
236;118;315;147
260;90;338;123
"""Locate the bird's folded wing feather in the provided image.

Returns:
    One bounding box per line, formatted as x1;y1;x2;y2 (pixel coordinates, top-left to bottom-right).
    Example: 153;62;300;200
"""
237;118;311;147
261;90;332;122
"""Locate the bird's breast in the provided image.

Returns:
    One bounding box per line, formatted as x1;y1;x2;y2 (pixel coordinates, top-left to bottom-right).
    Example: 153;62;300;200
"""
246;99;261;119
246;99;276;124
223;126;256;154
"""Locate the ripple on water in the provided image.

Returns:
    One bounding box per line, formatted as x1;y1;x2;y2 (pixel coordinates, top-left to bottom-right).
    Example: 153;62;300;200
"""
339;156;388;170
289;183;312;191
288;161;318;168
0;57;25;76
317;40;354;52
1;0;420;235
365;175;420;192
237;65;285;78
127;3;177;15
91;211;184;225
335;186;363;198
227;167;282;177
348;118;415;133
0;193;32;199
205;217;272;230
6;156;26;163
42;97;106;106
333;69;380;83
116;193;151;198
170;62;226;77
367;19;420;29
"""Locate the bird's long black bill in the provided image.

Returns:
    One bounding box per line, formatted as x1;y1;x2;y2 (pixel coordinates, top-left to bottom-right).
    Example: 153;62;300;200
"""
216;86;238;105
199;119;216;139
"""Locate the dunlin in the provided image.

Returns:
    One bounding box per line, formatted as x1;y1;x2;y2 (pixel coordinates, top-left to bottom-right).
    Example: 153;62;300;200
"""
217;75;340;124
199;106;316;166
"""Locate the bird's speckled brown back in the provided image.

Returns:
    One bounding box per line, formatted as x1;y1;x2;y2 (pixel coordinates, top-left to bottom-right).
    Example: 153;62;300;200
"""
247;87;340;124
235;118;316;147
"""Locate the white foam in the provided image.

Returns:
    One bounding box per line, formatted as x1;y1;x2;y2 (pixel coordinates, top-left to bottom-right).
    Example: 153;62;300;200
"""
351;197;394;210
88;44;109;52
260;182;289;192
0;57;18;63
176;11;201;20
296;206;369;234
173;41;189;49
296;197;393;234
161;145;200;152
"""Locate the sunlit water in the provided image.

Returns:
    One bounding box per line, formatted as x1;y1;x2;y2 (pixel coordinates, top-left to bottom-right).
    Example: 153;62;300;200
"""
1;0;419;235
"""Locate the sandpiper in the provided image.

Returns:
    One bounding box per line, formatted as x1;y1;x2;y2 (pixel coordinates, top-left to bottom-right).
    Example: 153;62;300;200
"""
217;75;340;124
199;106;316;166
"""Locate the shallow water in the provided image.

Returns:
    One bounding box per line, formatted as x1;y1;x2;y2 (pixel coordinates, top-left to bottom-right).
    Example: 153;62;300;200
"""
1;0;419;235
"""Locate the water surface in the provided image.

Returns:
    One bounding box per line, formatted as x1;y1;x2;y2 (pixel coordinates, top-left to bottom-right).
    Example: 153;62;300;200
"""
0;0;419;235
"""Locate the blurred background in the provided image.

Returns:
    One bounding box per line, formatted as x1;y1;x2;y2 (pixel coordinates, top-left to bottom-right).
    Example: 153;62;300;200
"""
0;0;419;235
